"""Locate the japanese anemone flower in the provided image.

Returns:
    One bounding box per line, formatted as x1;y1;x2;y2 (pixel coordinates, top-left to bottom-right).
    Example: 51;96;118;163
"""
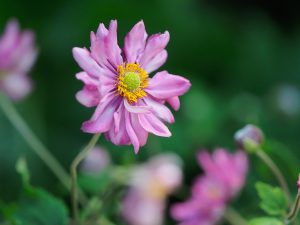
73;20;191;153
0;19;37;100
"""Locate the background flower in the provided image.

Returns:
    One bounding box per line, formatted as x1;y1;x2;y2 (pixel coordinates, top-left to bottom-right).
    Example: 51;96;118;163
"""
171;149;248;225
122;154;182;225
0;19;37;100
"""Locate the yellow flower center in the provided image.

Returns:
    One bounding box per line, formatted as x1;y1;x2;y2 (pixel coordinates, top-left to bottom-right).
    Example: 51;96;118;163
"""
117;63;148;103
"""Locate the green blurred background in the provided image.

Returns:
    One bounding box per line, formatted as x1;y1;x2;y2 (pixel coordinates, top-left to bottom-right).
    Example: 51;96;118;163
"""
1;0;300;222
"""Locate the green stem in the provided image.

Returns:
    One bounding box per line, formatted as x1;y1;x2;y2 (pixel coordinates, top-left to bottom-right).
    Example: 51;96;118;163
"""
70;133;101;225
256;149;292;205
0;93;71;191
223;207;247;225
286;191;300;224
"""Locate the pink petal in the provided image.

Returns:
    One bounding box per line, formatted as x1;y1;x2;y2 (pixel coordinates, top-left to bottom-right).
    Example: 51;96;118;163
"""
124;99;152;114
125;110;140;153
106;104;131;145
138;113;171;137
76;86;99;107
0;19;19;54
146;71;191;100
72;47;104;78
167;96;180;111
130;113;148;147
143;50;167;74
106;20;123;67
138;31;169;69
76;72;98;86
143;97;174;123
81;93;120;133
124;20;147;63
1;73;32;101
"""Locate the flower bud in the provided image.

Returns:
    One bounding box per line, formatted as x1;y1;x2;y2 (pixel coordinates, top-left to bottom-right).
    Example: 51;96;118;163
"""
80;146;110;174
297;174;300;191
234;124;264;152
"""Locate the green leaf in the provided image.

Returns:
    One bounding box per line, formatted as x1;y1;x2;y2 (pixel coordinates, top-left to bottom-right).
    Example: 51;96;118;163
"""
255;182;288;216
249;217;284;225
3;158;69;225
10;186;68;225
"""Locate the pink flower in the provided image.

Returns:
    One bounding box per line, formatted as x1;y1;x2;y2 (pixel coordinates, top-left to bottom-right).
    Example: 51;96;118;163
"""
72;20;191;153
297;174;300;191
80;146;110;173
0;19;37;100
122;154;182;225
197;149;248;198
171;149;248;225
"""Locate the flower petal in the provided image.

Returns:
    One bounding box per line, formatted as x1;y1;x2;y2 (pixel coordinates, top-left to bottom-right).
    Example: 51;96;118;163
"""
144;97;174;123
72;47;104;78
146;71;191;99
0;19;19;54
143;50;167;74
0;73;32;101
125;110;140;153
76;86;99;107
138;31;169;69
124;20;147;63
106;20;123;67
167;96;180;111
131;113;148;147
138;113;171;137
81;93;120;133
124;99;152;114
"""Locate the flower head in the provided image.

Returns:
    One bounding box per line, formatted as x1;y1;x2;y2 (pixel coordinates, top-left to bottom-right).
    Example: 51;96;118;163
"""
122;154;182;225
171;149;248;225
234;124;264;152
0;19;37;100
73;20;191;153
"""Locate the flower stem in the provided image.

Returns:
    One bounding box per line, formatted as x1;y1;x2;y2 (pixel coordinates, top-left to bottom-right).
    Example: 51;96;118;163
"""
70;133;101;225
286;191;300;224
223;207;247;225
0;93;71;191
256;148;292;204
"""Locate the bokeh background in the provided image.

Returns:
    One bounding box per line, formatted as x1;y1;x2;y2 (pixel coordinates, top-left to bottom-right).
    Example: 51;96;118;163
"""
1;0;300;223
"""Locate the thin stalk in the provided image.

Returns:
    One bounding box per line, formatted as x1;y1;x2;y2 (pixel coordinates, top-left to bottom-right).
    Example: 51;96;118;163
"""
223;207;248;225
286;191;300;224
0;93;71;190
70;133;101;225
256;149;292;204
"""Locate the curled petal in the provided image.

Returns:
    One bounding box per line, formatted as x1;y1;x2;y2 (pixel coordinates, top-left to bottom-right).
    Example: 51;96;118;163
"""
146;71;191;99
124;99;152;114
144;97;174;123
81;93;120;133
131;113;148;147
125;111;140;153
124;20;147;63
76;86;99;107
138;113;171;137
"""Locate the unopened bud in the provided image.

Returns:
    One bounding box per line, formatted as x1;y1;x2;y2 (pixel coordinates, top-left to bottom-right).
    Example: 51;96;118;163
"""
234;124;264;153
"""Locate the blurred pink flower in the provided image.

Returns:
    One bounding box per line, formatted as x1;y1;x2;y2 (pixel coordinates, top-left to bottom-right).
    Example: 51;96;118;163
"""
297;174;300;191
171;149;248;225
72;20;191;153
80;146;110;173
0;19;37;100
122;154;182;225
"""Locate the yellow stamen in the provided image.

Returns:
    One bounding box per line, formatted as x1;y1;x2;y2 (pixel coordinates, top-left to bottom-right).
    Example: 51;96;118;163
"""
117;63;148;103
